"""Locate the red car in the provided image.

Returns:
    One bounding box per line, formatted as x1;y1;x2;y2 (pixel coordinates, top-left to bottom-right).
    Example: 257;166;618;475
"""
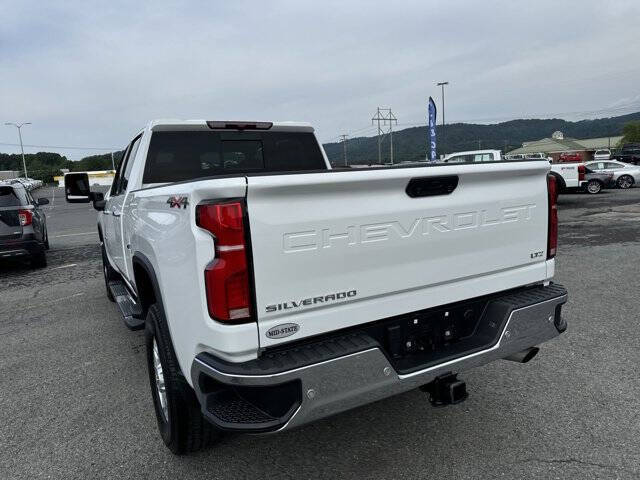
558;152;583;163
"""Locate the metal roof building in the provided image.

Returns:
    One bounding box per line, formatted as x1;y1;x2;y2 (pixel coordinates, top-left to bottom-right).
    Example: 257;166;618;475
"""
508;132;623;155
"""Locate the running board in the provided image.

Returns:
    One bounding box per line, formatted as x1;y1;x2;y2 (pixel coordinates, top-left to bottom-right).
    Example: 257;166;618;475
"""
108;280;145;330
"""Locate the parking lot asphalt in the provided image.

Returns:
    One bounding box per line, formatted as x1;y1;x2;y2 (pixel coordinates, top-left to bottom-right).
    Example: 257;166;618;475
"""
1;186;639;479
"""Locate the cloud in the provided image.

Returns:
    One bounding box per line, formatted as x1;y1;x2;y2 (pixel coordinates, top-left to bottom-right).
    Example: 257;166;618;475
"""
1;0;639;159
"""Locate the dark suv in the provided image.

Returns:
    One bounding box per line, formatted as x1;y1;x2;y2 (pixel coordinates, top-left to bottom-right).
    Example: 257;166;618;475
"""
613;144;640;165
0;183;50;268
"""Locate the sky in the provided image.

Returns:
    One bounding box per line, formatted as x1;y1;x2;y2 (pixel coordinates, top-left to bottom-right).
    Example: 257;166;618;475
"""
1;0;640;160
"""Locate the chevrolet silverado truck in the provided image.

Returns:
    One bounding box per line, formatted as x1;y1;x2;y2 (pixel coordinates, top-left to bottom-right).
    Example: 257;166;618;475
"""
65;120;568;454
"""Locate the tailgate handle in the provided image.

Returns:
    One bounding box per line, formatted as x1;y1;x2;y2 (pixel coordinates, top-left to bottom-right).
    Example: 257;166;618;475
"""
406;176;458;198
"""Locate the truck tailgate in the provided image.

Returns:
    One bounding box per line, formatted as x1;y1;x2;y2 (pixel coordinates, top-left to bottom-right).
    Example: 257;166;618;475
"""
246;161;551;347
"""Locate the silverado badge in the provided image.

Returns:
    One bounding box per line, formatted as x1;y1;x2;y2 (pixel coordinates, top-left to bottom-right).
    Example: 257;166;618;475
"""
167;195;189;209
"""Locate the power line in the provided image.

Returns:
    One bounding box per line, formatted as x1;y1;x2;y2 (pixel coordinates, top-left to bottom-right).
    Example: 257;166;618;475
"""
392;101;640;130
0;142;120;151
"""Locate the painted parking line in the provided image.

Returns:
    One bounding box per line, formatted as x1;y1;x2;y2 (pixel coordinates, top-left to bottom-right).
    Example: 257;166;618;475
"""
24;292;85;311
51;231;96;238
51;263;78;270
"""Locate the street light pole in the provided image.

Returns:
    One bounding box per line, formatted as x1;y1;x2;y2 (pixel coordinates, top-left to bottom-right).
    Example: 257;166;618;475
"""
436;82;449;154
5;122;31;178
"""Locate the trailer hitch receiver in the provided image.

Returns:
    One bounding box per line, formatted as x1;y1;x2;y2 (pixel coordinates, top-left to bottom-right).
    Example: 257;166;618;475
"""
421;373;468;407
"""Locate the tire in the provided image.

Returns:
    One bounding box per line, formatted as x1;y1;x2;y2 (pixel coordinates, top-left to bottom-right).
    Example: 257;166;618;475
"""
44;229;50;250
617;175;634;189
31;250;47;268
586;179;602;194
145;303;218;454
101;244;115;302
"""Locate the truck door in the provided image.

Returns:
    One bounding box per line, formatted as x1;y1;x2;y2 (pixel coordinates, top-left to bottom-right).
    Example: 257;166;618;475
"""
105;134;141;277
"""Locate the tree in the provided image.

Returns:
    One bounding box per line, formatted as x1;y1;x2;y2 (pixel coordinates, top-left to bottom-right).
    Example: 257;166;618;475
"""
621;121;640;145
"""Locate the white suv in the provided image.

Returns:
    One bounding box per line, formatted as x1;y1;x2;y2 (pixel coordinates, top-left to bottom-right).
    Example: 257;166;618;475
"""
593;149;611;161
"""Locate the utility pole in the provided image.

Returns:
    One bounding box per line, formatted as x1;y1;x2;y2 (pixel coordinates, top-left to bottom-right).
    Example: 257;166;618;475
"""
339;134;349;166
388;110;398;164
4;122;31;178
372;107;384;164
504;140;508;153
436;82;449;153
371;107;398;164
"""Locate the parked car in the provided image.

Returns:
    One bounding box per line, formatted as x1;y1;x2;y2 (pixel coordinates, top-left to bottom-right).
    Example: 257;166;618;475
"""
558;152;583;163
65;119;567;455
583;168;614;194
584;160;640;189
613;144;640;165
524;152;550;160
0;182;49;267
593;149;611;161
504;153;524;160
441;149;502;163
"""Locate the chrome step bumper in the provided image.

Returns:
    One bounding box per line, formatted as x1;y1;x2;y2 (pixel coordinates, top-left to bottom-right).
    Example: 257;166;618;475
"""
192;284;567;432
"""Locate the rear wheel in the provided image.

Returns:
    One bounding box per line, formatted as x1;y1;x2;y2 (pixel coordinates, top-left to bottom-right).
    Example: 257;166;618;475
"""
145;303;218;454
586;179;602;194
44;229;50;250
617;175;634;189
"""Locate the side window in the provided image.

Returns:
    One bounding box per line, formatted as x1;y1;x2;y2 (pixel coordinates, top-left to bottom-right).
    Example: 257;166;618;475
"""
119;135;142;194
25;190;35;205
111;135;142;196
110;144;131;196
606;162;623;170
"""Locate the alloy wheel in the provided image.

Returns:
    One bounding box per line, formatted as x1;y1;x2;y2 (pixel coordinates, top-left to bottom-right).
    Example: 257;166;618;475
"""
153;339;169;424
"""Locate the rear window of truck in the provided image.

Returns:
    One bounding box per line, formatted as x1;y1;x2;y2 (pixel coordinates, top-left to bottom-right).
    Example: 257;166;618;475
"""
143;131;326;183
0;186;23;207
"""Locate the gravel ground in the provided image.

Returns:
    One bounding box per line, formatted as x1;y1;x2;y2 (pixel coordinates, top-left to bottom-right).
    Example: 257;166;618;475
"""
1;186;639;479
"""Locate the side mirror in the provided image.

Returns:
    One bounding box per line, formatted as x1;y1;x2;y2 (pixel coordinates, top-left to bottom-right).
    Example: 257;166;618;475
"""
65;173;91;203
90;192;106;211
37;197;50;206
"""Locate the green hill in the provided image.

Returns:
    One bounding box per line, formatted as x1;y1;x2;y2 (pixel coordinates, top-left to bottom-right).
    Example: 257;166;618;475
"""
323;111;640;165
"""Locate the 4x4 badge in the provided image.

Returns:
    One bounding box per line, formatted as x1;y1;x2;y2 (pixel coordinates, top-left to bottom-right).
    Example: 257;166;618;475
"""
167;196;188;209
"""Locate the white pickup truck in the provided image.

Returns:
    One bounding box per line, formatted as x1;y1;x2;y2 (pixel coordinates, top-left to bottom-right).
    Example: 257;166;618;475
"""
65;120;568;454
549;162;586;190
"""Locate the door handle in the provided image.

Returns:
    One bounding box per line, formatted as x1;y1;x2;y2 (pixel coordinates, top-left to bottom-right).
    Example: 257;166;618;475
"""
111;207;121;217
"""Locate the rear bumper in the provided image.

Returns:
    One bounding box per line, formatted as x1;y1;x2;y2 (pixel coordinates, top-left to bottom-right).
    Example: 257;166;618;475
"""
192;283;567;433
0;236;43;259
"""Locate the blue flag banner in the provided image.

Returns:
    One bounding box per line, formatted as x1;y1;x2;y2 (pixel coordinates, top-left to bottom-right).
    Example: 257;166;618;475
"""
428;97;437;161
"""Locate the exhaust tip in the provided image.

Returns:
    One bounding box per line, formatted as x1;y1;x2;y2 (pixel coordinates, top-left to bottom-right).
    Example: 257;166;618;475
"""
504;347;540;364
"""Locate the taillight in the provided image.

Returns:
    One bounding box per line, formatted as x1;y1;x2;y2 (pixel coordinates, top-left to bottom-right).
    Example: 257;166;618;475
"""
196;201;252;323
547;174;558;259
18;209;33;226
578;164;585;182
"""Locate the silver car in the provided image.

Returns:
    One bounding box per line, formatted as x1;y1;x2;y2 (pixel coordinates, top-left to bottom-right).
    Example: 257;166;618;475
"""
584;160;640;189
